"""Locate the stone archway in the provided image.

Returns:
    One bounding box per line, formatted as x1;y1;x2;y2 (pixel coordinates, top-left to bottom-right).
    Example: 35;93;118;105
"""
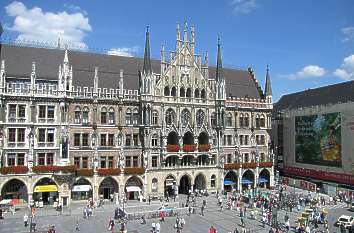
99;177;119;200
224;171;238;192
258;169;271;189
241;170;255;191
125;176;143;200
179;174;191;195
71;178;92;201
33;177;58;205
1;179;28;204
164;174;177;197
194;173;206;191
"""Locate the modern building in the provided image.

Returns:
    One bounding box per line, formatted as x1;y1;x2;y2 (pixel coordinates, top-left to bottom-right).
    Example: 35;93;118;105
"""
0;23;274;206
273;81;354;196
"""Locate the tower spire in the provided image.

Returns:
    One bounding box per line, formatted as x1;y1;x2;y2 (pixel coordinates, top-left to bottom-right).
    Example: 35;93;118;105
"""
264;64;272;96
216;36;223;81
143;26;152;75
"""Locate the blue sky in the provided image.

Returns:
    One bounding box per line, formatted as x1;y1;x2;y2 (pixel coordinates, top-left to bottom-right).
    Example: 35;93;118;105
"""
0;0;353;101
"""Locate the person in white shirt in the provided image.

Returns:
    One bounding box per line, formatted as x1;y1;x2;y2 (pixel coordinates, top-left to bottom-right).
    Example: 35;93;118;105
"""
156;222;161;233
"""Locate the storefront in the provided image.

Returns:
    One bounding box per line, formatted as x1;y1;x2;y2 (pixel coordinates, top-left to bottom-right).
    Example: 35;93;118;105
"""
33;184;58;206
71;185;92;201
125;177;143;200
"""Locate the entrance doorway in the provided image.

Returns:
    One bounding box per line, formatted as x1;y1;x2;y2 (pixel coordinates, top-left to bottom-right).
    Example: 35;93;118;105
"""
99;177;119;200
125;176;143;200
224;171;238;192
179;175;191;194
33;178;58;205
194;173;206;191
164;175;176;197
1;179;28;204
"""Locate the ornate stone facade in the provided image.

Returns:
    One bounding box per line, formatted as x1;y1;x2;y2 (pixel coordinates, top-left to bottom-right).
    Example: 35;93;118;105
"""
0;23;273;205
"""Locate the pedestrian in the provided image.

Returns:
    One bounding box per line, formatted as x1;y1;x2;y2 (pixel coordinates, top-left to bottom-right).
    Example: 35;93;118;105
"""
148;196;151;205
152;221;156;232
75;220;80;231
23;213;28;227
160;210;165;222
107;218;115;232
156;221;161;233
141;215;146;224
188;205;192;216
209;226;216;233
201;205;205;216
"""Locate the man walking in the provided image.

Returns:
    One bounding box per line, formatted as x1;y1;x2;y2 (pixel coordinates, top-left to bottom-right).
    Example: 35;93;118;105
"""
23;213;28;227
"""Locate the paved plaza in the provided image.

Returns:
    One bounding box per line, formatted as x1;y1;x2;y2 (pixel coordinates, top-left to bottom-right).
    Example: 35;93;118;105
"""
0;189;352;233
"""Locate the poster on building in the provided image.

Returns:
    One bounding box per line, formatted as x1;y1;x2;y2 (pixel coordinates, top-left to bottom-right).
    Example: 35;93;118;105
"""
295;112;341;167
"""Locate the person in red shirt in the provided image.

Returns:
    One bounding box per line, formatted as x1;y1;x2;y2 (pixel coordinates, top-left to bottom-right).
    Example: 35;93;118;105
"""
209;226;216;233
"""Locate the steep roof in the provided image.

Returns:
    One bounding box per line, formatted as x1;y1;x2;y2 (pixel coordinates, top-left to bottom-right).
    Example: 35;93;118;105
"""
274;80;354;112
0;44;261;98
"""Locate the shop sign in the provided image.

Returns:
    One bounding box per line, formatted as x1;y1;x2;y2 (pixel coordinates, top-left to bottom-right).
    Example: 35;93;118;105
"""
34;185;58;193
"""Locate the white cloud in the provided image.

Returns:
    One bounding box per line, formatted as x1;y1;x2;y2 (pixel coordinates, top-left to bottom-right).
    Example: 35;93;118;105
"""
341;27;354;42
5;1;91;49
107;47;139;57
333;54;354;81
287;65;326;80
231;0;258;14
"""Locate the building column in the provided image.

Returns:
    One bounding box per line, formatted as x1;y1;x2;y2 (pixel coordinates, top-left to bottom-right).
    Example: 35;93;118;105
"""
237;168;242;192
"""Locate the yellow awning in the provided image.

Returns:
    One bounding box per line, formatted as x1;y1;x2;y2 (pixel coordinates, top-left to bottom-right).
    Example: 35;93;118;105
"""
34;185;58;193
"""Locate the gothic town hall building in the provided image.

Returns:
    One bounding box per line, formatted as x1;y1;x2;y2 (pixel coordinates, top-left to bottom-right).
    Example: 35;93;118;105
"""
0;23;273;206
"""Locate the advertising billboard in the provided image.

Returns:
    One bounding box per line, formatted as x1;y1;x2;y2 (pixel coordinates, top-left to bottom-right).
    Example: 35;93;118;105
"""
295;112;341;167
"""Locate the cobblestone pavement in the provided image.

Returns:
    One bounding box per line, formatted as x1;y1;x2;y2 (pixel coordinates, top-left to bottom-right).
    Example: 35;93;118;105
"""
0;189;352;233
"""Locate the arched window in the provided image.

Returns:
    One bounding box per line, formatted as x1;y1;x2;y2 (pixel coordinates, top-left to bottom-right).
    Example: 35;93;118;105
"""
226;113;232;127
239;114;244;128
211;112;217;127
181;109;191;126
164;86;170;96
82;106;89;124
108;107;115;125
194;89;200;98
74;106;81;124
260;153;266;162
260;114;265;128
171;87;177;97
255;114;260;128
152;178;158;192
201;89;206;99
151;134;158;147
133;109;139;125
101;107;107;124
211;175;216;187
244;113;250;127
165;109;175;125
152;111;158;125
186;88;192;98
125;108;132;125
180;87;185;97
196;110;205;126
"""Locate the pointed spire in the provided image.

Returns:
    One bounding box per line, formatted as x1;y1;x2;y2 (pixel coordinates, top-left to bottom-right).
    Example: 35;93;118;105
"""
64;48;69;64
204;51;209;66
265;65;272;96
31;62;36;88
161;44;165;63
216;36;223;81
143;26;152;75
94;66;99;92
176;22;180;51
183;21;188;42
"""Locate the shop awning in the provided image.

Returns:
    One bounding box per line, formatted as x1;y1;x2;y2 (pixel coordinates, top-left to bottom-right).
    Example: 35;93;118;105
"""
241;178;253;185
34;185;58;193
258;178;269;183
72;185;92;192
126;186;141;192
224;180;235;185
0;199;12;205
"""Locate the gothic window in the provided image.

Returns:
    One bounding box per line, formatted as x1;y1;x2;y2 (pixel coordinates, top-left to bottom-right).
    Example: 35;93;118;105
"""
132;108;139;125
100;107;107;124
171;87;177;97
82;106;89;124
108;107;115;125
201;89;206;99
151;134;158;147
226;113;232;127
255;114;260;128
211;112;217;127
186;88;192;98
260;114;266;128
164;86;170;96
239;114;244;128
196;110;205;126
165;109;175;125
194;89;200;98
152;111;158;125
244;114;250;127
125;108;132;125
74;106;81;124
181;109;191;126
180;87;185;97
